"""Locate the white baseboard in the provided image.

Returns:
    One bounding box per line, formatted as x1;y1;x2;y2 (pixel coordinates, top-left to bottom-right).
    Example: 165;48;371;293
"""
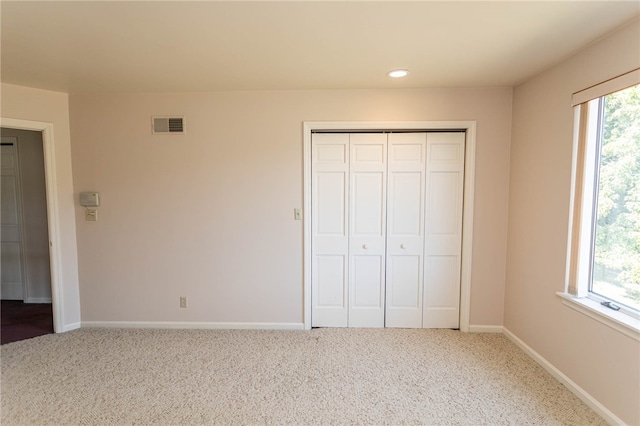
82;321;305;331
24;297;52;304
468;325;504;333
61;322;81;332
503;327;625;426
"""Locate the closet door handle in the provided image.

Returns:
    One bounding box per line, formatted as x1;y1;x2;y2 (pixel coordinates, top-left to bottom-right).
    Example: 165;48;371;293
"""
362;244;368;249
400;243;406;249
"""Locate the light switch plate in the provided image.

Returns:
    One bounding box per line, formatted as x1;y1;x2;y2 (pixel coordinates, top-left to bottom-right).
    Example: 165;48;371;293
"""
85;208;97;221
294;208;302;220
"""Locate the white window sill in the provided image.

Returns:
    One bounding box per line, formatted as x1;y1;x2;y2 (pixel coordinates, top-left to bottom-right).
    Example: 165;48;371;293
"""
557;292;640;341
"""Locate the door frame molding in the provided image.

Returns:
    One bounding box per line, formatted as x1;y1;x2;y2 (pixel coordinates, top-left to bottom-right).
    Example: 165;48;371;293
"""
1;118;65;332
303;121;476;331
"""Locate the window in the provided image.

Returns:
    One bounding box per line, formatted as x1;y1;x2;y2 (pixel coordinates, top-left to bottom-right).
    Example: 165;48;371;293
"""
564;69;640;336
589;85;639;313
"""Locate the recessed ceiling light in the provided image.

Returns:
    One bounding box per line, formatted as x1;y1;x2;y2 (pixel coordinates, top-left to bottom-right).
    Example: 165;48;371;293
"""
387;69;409;78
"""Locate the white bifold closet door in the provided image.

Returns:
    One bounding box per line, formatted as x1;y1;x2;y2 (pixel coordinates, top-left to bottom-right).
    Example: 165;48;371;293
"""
385;133;427;328
311;131;464;328
349;134;387;327
311;133;350;327
422;133;465;328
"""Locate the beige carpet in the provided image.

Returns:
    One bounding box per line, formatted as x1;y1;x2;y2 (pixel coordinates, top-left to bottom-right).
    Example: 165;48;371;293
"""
1;328;604;425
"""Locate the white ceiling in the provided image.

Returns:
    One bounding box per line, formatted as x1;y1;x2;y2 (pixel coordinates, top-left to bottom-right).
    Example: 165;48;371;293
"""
1;1;639;93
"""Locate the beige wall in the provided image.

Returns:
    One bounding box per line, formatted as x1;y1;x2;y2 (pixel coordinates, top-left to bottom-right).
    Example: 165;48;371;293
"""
69;88;512;326
506;19;640;424
1;83;81;330
1;128;51;302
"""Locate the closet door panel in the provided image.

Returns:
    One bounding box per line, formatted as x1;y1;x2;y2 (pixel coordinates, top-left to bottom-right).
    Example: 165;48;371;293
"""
388;255;421;306
312;133;349;327
349;134;386;327
316;255;347;307
425;256;459;307
352;172;384;236
423;133;465;328
385;133;426;328
352;255;384;307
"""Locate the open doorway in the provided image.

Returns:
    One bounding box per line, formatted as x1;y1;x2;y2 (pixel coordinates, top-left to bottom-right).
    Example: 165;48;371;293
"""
1;128;54;344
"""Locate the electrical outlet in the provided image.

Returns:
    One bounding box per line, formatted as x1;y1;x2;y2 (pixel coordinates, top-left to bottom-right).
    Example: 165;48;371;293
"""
179;296;187;308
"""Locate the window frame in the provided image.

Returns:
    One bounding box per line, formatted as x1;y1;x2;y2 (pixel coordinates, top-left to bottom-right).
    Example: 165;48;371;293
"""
562;69;640;340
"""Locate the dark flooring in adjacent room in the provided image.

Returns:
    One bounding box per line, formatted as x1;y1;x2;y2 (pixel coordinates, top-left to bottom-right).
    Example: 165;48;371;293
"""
1;300;53;345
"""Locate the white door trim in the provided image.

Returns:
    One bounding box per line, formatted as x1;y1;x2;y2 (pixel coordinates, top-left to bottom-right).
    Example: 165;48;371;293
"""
303;121;476;331
1;118;65;332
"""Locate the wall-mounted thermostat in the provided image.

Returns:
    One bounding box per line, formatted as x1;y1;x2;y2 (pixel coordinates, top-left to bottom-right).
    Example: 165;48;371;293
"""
79;192;100;207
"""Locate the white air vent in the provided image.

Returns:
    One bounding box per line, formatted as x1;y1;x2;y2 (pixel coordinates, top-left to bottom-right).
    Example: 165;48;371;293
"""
152;116;185;134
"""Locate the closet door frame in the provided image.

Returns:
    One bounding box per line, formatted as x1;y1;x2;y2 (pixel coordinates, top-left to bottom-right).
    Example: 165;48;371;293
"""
303;121;476;331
